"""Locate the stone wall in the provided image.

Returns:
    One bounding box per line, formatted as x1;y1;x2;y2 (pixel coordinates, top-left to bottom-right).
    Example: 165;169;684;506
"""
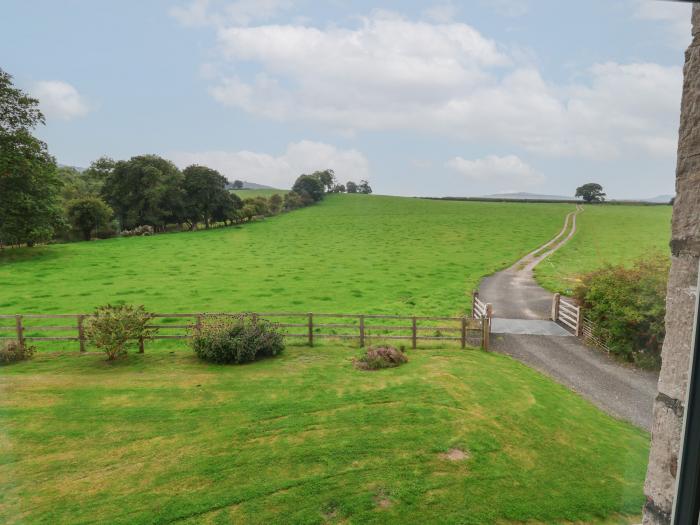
643;5;700;524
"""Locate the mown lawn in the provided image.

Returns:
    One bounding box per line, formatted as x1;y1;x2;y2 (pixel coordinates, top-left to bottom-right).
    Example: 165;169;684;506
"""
534;204;672;295
0;345;648;524
0;195;572;318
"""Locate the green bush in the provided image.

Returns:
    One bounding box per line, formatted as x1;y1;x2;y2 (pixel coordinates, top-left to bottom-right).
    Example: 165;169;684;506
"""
354;346;408;370
191;315;285;364
574;254;669;368
84;304;155;360
0;340;35;365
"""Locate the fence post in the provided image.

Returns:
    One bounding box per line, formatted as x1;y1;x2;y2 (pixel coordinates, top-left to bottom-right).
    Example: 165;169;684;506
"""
15;314;24;349
576;306;583;337
412;316;417;349
486;303;493;321
359;315;365;347
551;293;560;321
77;315;86;353
472;291;478;318
461;316;467;349
195;314;203;334
308;313;314;347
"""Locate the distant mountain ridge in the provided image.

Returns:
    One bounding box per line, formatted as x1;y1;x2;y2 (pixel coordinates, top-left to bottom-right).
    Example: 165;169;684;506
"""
477;192;674;203
479;192;574;201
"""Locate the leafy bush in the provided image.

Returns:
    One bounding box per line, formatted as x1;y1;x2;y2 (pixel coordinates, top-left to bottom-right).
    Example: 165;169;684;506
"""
354;346;408;370
0;340;35;365
191;315;285;364
574;254;669;368
84;304;155;360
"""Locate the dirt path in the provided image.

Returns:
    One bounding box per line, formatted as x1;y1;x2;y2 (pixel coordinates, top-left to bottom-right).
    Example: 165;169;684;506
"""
479;206;581;320
478;206;659;430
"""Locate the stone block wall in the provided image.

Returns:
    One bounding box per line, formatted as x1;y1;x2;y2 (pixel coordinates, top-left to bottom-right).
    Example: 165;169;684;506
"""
643;5;700;524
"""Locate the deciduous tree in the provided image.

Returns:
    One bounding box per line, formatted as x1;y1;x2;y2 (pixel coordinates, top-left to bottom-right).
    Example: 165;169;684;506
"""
0;68;63;247
66;196;113;240
575;183;605;203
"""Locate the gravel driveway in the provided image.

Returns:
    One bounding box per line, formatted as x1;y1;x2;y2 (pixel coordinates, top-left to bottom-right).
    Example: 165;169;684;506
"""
478;206;658;430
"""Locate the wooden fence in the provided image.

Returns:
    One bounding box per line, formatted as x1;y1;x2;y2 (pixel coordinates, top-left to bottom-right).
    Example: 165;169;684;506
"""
0;311;489;353
471;291;493;350
551;293;582;336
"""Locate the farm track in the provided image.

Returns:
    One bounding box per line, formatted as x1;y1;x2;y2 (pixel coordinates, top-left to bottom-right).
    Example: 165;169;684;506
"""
479;206;659;430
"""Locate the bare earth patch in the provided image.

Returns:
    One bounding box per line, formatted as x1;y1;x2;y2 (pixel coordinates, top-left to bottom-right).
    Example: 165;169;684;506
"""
441;448;470;461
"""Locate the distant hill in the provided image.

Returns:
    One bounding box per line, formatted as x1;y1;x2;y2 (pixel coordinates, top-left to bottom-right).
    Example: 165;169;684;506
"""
479;192;575;201
226;181;277;190
639;194;674;204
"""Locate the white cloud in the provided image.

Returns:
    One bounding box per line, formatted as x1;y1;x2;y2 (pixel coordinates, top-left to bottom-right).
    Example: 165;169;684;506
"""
180;10;682;161
446;154;544;190
32;81;89;120
169;140;369;188
633;0;692;49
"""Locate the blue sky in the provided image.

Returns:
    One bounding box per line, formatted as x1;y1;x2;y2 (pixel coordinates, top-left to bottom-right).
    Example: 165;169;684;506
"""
1;0;691;198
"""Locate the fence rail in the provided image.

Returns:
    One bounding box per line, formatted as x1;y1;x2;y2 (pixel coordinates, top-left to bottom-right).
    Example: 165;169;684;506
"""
0;311;489;353
551;293;582;336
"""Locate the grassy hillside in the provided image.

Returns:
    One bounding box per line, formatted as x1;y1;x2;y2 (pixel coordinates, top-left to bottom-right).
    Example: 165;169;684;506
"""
231;188;289;198
535;205;672;294
0;347;648;524
0;195;571;316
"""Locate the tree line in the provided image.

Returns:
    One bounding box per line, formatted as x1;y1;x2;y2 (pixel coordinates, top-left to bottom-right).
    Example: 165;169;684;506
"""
0;68;372;247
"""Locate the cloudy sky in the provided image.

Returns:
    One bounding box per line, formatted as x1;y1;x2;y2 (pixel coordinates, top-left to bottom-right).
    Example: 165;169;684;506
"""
1;0;692;198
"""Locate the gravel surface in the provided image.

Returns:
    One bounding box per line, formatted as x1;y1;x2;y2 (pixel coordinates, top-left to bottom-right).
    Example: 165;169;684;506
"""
478;207;658;430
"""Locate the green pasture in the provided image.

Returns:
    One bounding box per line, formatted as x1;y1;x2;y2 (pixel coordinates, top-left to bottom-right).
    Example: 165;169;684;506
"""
0;345;647;524
0;195;572;318
230;188;289;199
534;205;672;294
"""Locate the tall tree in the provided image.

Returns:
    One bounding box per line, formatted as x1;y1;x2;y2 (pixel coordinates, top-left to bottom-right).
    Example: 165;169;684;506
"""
346;181;358;193
0;68;63;247
313;169;335;192
182;165;229;229
232;180;244;189
101;155;184;230
66;197;113;240
575;183;605;203
358;180;373;194
292;174;325;202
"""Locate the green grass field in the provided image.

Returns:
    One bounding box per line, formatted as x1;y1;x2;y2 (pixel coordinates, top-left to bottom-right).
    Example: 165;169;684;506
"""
535;205;672;294
231;188;289;199
0;195;572;317
0;346;647;524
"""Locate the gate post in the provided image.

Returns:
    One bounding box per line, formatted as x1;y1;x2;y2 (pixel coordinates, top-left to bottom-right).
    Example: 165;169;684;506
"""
551;293;560;321
15;315;24;349
359;315;365;347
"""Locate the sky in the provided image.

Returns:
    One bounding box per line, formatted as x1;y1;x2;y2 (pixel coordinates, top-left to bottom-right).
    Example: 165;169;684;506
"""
0;0;692;198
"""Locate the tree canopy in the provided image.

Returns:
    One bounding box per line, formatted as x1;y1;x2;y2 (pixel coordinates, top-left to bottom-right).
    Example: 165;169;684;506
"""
182;165;231;229
101;155;185;230
66;197;113;240
0;68;63;247
575;183;606;203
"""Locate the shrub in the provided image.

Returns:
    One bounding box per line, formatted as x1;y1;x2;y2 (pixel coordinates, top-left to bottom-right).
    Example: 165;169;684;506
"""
191;315;285;364
83;304;155;360
354;346;408;370
0;340;35;365
574;254;669;368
